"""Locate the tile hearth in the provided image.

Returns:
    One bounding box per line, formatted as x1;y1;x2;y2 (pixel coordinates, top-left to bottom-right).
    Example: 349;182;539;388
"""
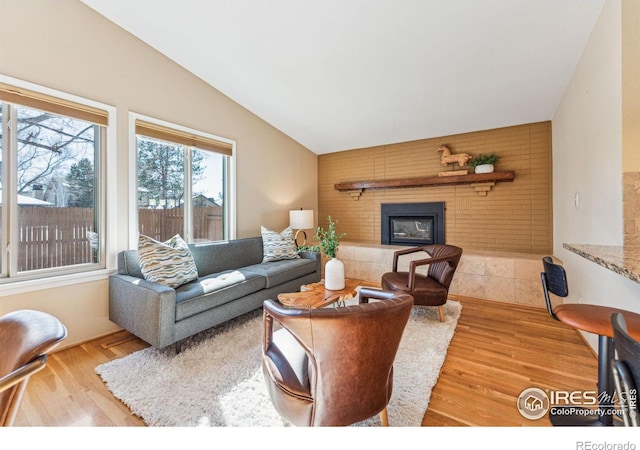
335;242;547;308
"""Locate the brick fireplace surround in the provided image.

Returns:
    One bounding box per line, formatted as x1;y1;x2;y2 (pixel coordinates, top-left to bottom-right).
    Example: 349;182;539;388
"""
317;122;552;308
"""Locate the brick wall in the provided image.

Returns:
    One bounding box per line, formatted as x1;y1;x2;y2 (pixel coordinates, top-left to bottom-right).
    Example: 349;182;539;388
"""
624;171;640;246
318;122;552;254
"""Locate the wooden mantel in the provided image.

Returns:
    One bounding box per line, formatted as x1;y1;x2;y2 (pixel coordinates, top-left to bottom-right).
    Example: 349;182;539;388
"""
334;171;515;199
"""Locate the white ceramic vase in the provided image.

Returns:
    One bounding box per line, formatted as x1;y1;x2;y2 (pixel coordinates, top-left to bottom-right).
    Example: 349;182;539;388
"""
474;164;494;174
324;257;345;290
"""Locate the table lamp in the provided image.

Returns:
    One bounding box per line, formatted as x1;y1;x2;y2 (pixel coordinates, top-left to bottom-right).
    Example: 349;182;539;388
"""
289;209;314;247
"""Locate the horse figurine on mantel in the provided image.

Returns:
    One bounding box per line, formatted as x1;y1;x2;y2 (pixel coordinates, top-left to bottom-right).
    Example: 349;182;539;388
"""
437;144;472;167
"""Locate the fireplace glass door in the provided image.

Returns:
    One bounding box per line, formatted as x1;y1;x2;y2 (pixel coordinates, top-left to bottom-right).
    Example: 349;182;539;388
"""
391;217;433;244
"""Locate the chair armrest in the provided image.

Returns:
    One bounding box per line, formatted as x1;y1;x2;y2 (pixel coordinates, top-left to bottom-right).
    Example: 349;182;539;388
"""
391;247;426;271
263;299;312;351
263;307;274;353
408;253;457;271
359;287;399;303
406;254;458;290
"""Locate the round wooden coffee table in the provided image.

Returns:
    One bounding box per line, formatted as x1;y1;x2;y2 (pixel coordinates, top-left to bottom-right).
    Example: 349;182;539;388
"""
277;279;377;309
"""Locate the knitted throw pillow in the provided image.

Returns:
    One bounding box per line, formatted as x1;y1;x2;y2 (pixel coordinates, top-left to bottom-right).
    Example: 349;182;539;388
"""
138;234;199;288
261;226;300;262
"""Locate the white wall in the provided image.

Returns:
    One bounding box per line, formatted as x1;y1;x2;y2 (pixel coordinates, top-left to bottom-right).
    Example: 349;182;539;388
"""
552;0;640;351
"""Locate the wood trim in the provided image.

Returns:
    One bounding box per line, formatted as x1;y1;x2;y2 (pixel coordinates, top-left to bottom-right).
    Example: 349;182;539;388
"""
0;83;108;126
334;171;515;192
135;120;233;156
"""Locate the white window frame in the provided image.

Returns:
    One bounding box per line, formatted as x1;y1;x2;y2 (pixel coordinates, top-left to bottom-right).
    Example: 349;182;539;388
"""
0;75;117;296
128;112;236;248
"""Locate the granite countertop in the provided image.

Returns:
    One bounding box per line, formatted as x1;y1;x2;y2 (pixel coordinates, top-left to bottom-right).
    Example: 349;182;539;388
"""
563;243;640;285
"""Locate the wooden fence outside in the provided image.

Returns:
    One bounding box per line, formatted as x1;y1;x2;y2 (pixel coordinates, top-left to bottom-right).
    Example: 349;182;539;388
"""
138;206;223;243
15;206;222;271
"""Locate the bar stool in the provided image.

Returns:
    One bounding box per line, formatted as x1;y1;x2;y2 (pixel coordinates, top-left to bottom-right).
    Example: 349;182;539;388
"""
611;312;640;426
541;256;640;426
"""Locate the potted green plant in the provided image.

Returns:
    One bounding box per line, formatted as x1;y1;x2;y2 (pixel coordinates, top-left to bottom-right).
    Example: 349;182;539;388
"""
468;153;500;174
301;216;347;290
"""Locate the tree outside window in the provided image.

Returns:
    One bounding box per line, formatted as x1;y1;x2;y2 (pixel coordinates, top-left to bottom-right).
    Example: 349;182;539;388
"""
0;103;103;275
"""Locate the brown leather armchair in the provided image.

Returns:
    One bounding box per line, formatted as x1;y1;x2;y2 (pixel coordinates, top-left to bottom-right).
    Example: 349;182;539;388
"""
381;244;463;322
0;310;67;426
262;288;413;426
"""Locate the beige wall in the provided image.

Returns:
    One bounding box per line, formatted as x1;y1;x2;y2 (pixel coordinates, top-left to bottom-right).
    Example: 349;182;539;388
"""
553;0;640;353
622;0;640;172
318;122;552;254
0;0;318;346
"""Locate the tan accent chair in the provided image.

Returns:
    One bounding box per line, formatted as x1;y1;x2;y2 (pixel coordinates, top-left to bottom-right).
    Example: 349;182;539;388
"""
262;288;413;426
0;310;67;426
381;244;463;322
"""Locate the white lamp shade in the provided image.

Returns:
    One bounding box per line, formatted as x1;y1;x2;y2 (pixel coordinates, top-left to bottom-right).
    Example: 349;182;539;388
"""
289;209;314;230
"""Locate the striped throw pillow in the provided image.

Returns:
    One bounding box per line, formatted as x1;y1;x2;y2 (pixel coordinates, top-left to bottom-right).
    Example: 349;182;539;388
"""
261;226;300;262
138;234;199;288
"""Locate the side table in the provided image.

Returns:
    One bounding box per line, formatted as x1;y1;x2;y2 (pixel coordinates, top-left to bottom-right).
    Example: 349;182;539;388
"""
277;279;378;309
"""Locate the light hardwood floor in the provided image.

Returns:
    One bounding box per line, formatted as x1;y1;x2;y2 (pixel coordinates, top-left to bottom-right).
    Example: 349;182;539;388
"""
14;296;598;427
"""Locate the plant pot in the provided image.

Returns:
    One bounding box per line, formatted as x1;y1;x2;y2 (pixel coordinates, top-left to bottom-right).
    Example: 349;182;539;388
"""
474;164;494;174
324;257;345;290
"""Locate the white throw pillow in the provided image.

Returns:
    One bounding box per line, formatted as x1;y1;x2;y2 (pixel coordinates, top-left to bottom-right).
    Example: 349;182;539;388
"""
138;234;199;288
261;226;300;262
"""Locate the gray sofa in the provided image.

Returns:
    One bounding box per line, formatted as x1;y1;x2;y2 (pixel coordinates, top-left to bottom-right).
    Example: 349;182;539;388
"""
109;237;321;349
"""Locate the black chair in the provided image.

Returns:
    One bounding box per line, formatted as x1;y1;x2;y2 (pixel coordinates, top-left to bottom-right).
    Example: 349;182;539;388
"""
611;312;640;426
541;256;640;426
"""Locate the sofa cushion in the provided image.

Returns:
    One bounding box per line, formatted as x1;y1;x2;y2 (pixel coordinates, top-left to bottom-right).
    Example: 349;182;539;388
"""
138;234;199;288
243;258;318;289
175;269;266;320
261;226;300;262
190;238;264;277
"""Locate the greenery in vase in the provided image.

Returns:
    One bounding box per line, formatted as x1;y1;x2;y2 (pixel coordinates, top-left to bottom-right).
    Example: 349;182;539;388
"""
468;153;500;168
298;215;346;259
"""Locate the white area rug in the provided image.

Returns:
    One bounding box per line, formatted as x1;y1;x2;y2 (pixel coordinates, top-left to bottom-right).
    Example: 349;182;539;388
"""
96;300;461;427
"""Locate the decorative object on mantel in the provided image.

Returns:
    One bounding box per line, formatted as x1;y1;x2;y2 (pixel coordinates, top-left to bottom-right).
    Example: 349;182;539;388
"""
300;215;347;290
334;171;515;199
289;208;314;247
436;144;472;177
469;153;500;174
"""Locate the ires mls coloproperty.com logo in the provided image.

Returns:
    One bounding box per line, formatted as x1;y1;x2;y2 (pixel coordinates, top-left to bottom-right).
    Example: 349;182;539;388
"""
516;387;633;421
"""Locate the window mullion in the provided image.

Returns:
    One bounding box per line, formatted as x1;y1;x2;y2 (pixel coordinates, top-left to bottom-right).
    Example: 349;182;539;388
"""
184;147;193;243
94;125;105;264
5;104;19;277
0;104;8;276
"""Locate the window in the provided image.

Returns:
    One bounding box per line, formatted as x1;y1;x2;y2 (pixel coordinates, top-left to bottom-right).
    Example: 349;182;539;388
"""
135;118;233;243
0;83;107;281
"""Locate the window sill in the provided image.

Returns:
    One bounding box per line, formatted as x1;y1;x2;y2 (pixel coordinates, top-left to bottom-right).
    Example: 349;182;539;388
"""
0;268;116;297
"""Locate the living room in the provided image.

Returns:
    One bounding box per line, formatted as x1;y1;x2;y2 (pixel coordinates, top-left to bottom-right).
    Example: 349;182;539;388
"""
1;0;639;443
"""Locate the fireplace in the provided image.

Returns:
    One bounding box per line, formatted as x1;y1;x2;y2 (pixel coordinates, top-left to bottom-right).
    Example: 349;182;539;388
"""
381;202;445;246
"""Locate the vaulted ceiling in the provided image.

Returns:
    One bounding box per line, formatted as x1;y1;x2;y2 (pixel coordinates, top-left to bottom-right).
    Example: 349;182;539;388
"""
81;0;605;154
